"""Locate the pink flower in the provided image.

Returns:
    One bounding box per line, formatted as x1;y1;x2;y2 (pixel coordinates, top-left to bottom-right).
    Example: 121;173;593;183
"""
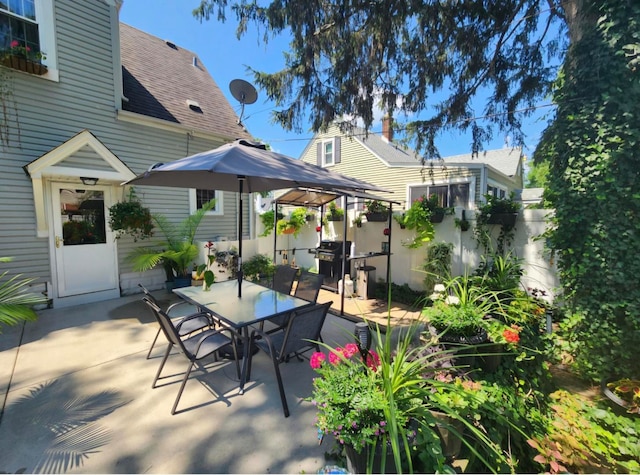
343;343;358;358
366;350;381;371
329;348;345;365
310;352;326;369
10;40;19;48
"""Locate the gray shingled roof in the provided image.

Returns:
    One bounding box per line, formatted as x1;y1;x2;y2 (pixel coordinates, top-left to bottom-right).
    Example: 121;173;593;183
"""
119;23;250;141
355;127;521;176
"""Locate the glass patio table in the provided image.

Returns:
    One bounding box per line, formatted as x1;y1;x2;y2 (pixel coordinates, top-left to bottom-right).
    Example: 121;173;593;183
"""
173;279;314;393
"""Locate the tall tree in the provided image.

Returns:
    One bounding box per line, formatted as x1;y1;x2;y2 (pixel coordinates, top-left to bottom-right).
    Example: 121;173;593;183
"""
194;0;640;378
194;0;567;158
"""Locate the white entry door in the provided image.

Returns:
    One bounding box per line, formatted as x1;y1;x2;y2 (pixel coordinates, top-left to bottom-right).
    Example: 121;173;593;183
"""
52;183;118;297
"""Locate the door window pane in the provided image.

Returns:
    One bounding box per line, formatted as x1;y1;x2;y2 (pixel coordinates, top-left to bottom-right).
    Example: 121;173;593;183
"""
60;189;106;246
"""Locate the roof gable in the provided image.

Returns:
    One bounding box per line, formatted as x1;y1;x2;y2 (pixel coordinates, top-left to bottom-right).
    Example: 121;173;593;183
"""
119;23;250;140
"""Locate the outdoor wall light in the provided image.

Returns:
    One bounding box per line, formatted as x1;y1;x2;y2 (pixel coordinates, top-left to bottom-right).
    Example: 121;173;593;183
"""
80;177;99;186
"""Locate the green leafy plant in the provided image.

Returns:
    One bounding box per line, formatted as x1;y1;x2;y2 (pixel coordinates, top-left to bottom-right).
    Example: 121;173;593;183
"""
241;253;275;283
327;201;344;221
276;207;308;237
3;40;46;62
0;257;48;330
397;195;439;248
352;215;363;227
258;209;284;237
127;199;215;279
393;212;406;228
474;193;521;254
108;188;154;242
422;300;488;341
422;242;453;294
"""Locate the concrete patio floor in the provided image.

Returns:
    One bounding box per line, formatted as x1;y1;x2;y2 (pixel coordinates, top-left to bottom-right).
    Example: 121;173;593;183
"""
0;288;420;474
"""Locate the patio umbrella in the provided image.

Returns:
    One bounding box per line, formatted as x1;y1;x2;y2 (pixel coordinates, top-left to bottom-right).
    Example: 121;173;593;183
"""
125;139;389;296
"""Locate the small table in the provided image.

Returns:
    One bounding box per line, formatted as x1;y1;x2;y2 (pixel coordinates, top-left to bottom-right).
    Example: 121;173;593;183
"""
173;280;313;393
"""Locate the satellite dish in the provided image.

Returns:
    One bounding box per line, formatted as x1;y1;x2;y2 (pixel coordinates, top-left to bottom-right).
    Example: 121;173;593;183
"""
229;79;258;127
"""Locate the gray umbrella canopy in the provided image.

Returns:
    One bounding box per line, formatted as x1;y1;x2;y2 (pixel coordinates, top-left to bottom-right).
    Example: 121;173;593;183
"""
125;139;388;193
124;139;389;296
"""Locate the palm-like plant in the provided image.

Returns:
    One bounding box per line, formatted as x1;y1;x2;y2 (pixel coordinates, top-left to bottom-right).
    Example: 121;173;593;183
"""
128;200;215;279
0;257;48;331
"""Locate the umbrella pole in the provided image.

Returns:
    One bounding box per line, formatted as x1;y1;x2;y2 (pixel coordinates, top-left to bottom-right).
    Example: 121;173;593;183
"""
238;177;244;298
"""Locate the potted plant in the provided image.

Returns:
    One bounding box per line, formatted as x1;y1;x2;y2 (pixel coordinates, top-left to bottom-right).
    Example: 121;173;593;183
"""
423;300;489;345
474;193;521;253
242;253;275;285
393;212;407;229
276;207;308;237
396;195;438;249
127;199;215;288
364;200;389;222
258;209;284;237
454;210;470;232
352;215;363;227
1;40;48;75
326;201;344;221
108;188;154;242
309;326;438;474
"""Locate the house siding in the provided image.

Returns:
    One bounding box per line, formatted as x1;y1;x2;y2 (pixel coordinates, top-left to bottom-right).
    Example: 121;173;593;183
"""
301;125;486;208
0;0;246;289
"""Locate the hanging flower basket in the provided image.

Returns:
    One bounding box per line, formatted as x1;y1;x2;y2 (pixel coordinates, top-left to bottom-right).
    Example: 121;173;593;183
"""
365;211;389;222
1;55;48;75
430;209;445;223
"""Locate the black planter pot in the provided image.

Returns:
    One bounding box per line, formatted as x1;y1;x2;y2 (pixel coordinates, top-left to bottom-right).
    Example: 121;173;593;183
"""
344;443;397;474
430;210;445;223
486;212;518;227
365;212;389;222
173;276;192;288
478;343;504;373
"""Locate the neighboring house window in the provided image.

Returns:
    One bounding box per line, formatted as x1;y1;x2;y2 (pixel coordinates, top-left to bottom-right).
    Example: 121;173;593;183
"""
408;182;471;208
487;184;507;199
317;137;341;167
0;0;56;76
189;189;223;215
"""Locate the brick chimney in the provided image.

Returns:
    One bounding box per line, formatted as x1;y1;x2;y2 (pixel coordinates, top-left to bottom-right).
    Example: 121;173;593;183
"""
381;116;393;142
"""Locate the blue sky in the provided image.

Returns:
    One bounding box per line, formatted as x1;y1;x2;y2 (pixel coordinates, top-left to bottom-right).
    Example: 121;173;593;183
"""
119;1;552;163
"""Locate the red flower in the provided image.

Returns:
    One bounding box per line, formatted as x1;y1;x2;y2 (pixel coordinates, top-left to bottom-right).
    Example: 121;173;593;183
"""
316;225;322;232
503;328;520;344
383;228;390;236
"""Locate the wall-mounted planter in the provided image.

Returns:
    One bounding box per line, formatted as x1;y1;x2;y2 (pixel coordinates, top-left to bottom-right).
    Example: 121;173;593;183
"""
487;212;518;227
430;210;445;223
365;212;389;222
1;55;48;75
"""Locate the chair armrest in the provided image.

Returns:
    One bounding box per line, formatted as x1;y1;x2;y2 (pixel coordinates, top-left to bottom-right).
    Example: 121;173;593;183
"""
193;328;233;352
166;300;192;313
175;312;214;330
250;327;277;355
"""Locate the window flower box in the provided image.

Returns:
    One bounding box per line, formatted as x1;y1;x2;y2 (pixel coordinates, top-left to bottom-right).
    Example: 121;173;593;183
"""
1;55;48;76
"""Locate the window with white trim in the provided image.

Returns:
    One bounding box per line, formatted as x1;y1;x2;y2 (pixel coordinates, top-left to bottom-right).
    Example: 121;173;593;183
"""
408;182;471;208
189;189;223;215
322;140;334;166
0;0;56;77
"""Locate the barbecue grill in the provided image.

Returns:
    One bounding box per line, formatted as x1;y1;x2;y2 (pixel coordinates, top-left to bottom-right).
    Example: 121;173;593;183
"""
312;240;351;290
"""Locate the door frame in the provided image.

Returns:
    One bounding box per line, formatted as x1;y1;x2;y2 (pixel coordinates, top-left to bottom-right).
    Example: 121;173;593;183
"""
48;180;122;308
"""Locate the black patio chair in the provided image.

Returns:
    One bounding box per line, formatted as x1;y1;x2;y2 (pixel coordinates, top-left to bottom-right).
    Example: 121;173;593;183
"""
267;271;325;334
248;301;332;417
272;265;298;294
293;271;324;303
143;297;240;415
138;283;207;359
